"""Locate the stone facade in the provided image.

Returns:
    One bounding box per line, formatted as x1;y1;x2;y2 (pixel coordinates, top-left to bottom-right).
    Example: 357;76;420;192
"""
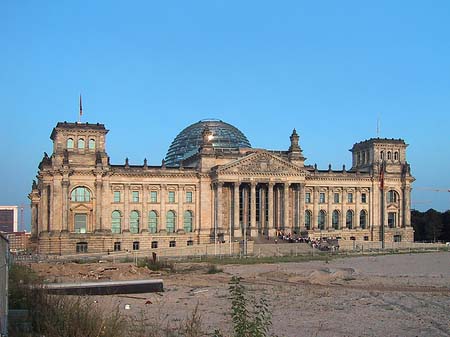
29;121;414;255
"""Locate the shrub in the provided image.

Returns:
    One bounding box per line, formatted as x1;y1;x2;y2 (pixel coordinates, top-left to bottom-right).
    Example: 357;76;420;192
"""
138;256;175;272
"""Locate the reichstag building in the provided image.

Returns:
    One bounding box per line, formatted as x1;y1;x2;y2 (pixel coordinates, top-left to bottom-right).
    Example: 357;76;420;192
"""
29;119;414;254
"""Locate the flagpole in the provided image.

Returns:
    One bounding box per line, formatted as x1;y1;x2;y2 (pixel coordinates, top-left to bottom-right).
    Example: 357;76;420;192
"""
79;94;83;123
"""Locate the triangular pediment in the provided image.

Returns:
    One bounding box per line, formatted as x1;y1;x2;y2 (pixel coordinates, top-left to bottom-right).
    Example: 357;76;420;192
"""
216;151;308;177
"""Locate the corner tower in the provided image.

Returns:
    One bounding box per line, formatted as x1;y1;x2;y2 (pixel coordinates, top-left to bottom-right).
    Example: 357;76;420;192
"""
50;122;109;167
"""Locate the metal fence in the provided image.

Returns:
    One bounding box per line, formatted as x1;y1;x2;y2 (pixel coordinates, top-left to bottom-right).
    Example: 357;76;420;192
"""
0;234;9;336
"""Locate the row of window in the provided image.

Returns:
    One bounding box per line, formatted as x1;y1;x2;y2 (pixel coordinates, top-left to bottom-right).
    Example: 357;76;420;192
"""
67;138;96;150
113;190;193;203
70;187;400;206
304;210;368;230
380;150;399;161
303;209;398;229
306;192;367;204
110;210;194;234
76;239;194;253
70;187;195;204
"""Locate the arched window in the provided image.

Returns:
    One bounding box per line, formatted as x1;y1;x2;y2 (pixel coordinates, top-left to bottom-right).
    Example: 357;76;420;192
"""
111;211;121;234
88;138;95;150
71;187;91;202
360;210;367;229
357;153;361;165
78;138;85;149
332;210;340;230
362;152;366;164
305;210;312;230
346;210;353;229
380;151;384;160
318;210;326;230
67;138;74;149
183;210;193;232
388;190;399;203
166;210;176;233
130;211;140;233
387;151;392;160
394;151;399;161
148;211;158;233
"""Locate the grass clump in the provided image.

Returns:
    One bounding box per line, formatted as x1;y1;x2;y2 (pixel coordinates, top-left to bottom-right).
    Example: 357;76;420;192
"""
8;263;126;337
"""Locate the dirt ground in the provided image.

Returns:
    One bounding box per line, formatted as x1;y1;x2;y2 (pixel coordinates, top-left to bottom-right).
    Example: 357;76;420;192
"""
29;252;450;337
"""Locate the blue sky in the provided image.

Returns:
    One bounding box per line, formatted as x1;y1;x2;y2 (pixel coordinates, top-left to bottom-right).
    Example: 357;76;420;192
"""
1;1;449;229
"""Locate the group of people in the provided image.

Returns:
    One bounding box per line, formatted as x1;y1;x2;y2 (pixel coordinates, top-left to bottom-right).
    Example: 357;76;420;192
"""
271;229;339;251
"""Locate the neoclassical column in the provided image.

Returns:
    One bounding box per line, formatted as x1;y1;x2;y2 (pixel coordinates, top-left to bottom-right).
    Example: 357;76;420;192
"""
178;184;184;232
61;180;69;232
250;182;257;236
233;182;241;237
341;187;346;229
31;203;39;237
327;187;332;230
95;180;103;231
160;184;166;232
260;185;266;234
403;186;411;227
312;186;318;230
283;182;290;232
355;188;360;229
299;183;305;231
216;182;223;232
43;184;51;232
123;184;130;231
268;182;275;236
142;184;148;232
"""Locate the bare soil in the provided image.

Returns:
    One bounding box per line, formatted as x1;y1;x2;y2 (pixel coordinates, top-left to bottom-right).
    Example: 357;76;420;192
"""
29;252;450;337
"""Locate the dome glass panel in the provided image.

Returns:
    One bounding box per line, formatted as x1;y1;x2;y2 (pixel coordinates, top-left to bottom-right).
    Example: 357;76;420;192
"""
165;119;251;166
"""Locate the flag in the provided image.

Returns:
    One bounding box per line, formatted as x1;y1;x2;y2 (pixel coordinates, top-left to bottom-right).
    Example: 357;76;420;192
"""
79;95;83;117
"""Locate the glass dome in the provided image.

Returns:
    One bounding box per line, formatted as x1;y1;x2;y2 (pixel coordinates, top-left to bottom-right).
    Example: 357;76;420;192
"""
165;119;251;166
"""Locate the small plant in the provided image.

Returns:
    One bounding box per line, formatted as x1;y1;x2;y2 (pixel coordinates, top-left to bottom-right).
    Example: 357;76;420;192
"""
213;276;275;337
207;264;223;274
138;256;175;272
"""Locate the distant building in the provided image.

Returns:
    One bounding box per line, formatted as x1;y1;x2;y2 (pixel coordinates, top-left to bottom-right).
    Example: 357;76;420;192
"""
29;120;415;255
0;206;18;233
7;232;31;252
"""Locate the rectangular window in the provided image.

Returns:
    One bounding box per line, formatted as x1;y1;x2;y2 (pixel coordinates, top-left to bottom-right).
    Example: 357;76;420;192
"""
169;240;176;247
334;193;340;203
168;191;175;203
319;192;326;203
74;214;87;233
347;193;353;203
114;241;121;252
151;241;158;249
361;193;367;203
150;191;158;203
132;191;139;203
388;212;396;228
305;192;311;203
186;191;193;203
76;242;88;253
133;241;140;250
187;240;194;246
113;191;121;203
